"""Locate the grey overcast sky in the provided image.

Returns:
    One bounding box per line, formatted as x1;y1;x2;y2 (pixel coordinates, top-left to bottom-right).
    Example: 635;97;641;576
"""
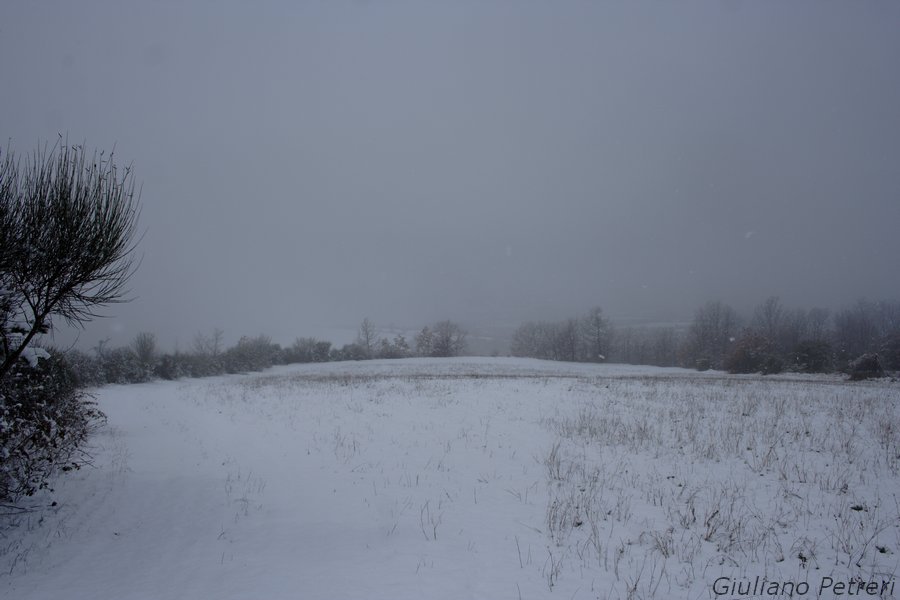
2;1;899;350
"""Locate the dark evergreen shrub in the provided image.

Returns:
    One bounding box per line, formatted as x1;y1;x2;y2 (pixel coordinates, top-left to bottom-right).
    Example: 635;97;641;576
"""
848;353;885;381
724;333;779;375
789;340;832;373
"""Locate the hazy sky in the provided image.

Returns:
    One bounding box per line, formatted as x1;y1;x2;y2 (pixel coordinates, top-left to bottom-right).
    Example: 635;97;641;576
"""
2;1;899;350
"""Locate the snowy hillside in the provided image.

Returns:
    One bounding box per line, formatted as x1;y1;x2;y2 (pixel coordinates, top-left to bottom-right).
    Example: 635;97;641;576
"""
2;358;899;599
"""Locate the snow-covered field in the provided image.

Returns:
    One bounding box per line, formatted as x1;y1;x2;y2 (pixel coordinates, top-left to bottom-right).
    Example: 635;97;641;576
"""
2;358;899;599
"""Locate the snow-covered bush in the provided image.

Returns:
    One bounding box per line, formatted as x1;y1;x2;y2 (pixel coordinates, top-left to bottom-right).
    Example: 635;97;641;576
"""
63;349;106;387
131;332;159;378
428;321;468;357
221;335;282;373
0;350;104;502
100;347;151;384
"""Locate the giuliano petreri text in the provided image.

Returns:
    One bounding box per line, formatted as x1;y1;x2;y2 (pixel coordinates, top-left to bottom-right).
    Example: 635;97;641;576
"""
713;576;896;597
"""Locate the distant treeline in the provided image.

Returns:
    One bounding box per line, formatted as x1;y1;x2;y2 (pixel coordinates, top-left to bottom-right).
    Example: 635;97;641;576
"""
36;297;900;389
65;319;468;386
511;298;900;376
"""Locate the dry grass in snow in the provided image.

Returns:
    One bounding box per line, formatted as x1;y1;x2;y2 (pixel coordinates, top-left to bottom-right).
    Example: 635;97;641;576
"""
1;358;898;599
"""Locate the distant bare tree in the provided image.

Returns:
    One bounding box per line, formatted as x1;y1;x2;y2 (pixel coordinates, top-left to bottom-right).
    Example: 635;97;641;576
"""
290;337;321;363
132;331;157;366
513;316;602;363
392;334;411;357
752;296;785;350
805;308;831;341
686;300;740;369
511;320;564;361
376;334;411;359
832;299;900;364
430;320;467;357
833;300;879;362
193;328;224;357
580;306;610;362
0;141;140;381
875;300;900;338
510;322;543;359
554;319;578;362
779;308;808;352
415;326;433;357
357;318;378;358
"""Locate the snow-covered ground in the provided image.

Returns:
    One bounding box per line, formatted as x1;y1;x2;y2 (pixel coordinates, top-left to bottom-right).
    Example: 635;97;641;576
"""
2;357;899;599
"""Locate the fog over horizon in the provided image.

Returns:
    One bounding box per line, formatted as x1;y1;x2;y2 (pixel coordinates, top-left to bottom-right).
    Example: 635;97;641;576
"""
2;1;899;352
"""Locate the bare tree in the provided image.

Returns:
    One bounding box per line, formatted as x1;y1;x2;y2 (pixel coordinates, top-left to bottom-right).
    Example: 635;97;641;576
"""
686;300;741;369
132;331;157;366
193;328;224;357
430;320;467;357
806;307;831;342
513;316;598;363
831;299;900;363
415;326;433;357
0;141;140;381
752;296;785;350
833;300;880;361
553;319;578;362
510;322;543;358
580;306;610;362
357;317;378;358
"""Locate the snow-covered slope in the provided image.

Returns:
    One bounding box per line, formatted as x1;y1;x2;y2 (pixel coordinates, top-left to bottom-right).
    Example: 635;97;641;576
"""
2;358;898;599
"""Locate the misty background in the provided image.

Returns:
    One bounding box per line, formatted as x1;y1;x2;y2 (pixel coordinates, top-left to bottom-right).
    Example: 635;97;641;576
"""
2;1;898;352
